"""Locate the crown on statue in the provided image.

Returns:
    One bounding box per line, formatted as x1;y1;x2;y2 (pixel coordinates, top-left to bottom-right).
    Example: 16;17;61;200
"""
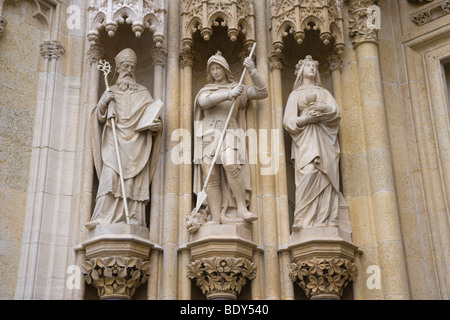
295;55;319;75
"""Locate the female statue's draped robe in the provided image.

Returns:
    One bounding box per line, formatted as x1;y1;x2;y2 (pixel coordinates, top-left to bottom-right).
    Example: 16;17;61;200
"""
283;85;341;230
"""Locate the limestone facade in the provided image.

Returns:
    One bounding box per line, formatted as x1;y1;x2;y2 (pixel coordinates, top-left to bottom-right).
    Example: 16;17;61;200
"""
0;0;449;300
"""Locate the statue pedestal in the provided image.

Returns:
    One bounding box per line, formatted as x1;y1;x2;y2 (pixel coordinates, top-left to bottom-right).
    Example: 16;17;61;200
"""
79;224;153;300
288;227;358;300
187;223;257;300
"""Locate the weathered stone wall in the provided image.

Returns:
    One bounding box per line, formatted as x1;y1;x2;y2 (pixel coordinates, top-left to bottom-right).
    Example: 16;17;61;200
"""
0;1;42;300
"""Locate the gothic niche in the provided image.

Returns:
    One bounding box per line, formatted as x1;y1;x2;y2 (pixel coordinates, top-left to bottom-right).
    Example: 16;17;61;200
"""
81;0;167;301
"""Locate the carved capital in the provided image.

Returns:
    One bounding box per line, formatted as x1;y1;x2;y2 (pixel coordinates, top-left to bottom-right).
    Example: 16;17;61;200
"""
289;257;357;300
180;47;194;68
328;52;342;73
268;50;284;71
39;40;65;60
187;257;256;300
0;15;6;36
152;46;167;66
87;43;105;64
347;0;379;46
82;256;150;300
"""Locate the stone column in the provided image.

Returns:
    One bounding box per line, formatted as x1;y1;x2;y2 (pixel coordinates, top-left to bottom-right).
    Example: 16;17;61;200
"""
268;48;295;300
15;39;65;299
328;53;343;107
347;0;409;299
253;0;281;300
179;42;194;300
147;45;167;300
160;0;181;300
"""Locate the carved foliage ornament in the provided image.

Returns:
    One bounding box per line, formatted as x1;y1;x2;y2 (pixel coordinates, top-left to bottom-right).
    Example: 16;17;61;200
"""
411;0;450;25
187;257;256;299
289;257;357;299
39;40;65;60
82;256;150;300
181;0;255;45
347;0;379;46
88;0;165;47
270;0;345;55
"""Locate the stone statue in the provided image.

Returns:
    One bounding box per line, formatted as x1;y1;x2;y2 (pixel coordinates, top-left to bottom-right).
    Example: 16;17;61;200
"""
192;51;268;227
283;55;341;231
87;48;163;229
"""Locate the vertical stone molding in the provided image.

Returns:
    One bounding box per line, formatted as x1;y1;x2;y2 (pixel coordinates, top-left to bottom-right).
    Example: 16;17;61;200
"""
187;256;256;300
289;257;357;300
181;0;256;46
269;0;345;54
347;0;379;46
87;0;166;46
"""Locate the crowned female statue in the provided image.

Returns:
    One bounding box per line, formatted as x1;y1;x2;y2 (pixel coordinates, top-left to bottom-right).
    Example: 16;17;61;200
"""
283;55;341;231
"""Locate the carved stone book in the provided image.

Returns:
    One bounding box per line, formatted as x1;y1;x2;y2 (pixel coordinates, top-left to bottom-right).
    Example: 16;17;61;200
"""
135;99;164;132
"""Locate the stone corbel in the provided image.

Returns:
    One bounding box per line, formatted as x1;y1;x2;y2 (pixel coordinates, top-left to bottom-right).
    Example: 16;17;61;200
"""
289;257;357;300
186;224;257;300
82;256;150;300
187;256;256;300
79;224;154;300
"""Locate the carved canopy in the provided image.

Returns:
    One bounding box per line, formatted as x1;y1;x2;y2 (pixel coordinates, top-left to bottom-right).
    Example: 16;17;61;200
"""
181;0;256;51
87;0;166;47
269;0;345;54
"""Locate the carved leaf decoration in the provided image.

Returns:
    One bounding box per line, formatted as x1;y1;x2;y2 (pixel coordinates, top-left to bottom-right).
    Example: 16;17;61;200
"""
104;256;116;267
127;257;138;268
131;270;141;281
116;277;126;286
118;267;128;278
327;275;344;293
104;267;113;278
105;277;115;286
82;262;92;274
306;275;325;293
84;275;92;285
91;269;99;281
